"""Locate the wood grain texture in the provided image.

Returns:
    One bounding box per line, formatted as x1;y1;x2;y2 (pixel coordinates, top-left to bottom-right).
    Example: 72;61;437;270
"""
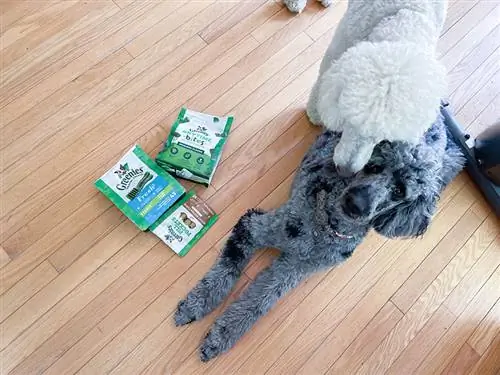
1;1;499;374
468;298;500;355
442;343;481;375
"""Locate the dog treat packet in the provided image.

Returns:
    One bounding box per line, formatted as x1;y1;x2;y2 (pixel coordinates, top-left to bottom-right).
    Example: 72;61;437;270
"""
95;145;185;231
156;108;233;186
150;191;218;256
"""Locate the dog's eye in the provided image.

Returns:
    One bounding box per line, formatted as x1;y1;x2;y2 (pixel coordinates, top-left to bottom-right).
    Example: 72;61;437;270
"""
363;163;383;174
392;183;406;200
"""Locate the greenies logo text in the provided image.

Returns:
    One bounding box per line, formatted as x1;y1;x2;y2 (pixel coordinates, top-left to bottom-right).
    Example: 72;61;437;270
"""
114;163;145;190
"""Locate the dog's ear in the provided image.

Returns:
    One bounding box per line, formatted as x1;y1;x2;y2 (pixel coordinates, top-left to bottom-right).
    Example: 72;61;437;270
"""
372;194;438;238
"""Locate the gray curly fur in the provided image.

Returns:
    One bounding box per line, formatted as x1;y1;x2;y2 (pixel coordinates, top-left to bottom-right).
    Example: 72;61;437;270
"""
174;116;464;362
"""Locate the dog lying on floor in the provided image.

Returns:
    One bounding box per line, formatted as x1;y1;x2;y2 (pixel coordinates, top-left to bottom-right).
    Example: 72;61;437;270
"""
174;116;464;362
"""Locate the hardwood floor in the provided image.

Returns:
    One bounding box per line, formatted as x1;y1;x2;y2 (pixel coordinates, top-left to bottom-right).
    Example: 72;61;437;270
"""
1;1;499;374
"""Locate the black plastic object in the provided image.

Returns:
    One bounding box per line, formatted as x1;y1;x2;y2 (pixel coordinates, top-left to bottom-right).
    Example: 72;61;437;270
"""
441;101;500;217
475;122;500;186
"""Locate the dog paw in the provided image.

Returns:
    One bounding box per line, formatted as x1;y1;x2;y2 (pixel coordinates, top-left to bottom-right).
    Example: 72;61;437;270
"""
283;0;306;13
319;0;333;7
174;300;196;326
306;108;322;126
199;324;231;362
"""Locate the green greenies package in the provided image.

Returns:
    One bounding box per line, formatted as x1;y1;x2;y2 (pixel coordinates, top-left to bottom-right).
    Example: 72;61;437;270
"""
150;191;218;256
95;145;185;231
156;108;233;186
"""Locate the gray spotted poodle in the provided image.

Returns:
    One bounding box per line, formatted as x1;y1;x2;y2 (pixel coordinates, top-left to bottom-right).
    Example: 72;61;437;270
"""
174;115;464;362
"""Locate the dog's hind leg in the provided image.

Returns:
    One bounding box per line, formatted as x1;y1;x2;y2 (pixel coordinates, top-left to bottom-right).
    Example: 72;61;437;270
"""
174;209;276;326
199;256;314;361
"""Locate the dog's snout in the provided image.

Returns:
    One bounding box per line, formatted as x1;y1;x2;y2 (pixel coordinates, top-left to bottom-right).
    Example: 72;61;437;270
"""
336;164;356;177
343;186;370;218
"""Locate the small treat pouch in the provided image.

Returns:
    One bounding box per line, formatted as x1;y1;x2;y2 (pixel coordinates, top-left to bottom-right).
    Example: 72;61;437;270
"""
156;108;233;186
150;191;218;256
95;145;185;230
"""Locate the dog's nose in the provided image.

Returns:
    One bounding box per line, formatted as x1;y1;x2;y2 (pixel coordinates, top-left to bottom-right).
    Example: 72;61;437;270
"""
344;187;370;218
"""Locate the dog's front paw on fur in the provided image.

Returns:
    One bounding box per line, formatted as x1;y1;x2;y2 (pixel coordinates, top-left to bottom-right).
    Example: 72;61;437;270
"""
199;324;231;362
174;300;197;326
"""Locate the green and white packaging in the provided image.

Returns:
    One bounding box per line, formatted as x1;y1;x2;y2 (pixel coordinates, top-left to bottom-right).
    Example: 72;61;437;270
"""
95;145;185;231
156;108;233;186
150;191;218;256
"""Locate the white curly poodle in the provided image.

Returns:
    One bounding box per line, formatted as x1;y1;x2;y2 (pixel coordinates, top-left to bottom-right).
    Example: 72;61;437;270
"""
295;0;448;175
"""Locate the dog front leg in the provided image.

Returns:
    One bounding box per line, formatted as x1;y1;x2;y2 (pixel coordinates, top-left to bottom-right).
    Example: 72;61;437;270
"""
199;256;312;361
307;80;323;126
175;209;272;326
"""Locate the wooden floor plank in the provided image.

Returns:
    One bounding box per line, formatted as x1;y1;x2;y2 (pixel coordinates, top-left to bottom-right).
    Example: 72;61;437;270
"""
48;207;126;273
357;210;495;374
0;32;207;192
451;45;500;113
0;1;77;53
441;5;500;72
457;69;500;128
122;0;209;57
9;242;173;375
2;2;499;373
0;0;61;30
209;111;311;214
441;0;480;36
0;5;282;268
447;25;500;95
442;342;481;375
0;219;141;348
438;1;497;58
326;302;403;375
467;93;500;136
111;274;251;375
391;205;495;313
416;265;500;374
0;0;143;89
0;245;11;268
0;47;132;149
41;245;216;374
470;333;500;375
0;260;58;324
199;0;269;44
1;1;114;74
0;0;122;106
385;304;458;375
305;0;347;40
445;235;500;317
0;128;166;291
468;298;500;355
1;228;159;374
212;63;319;189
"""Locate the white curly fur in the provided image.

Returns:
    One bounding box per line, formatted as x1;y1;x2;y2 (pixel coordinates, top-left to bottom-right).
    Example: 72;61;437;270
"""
306;0;448;174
